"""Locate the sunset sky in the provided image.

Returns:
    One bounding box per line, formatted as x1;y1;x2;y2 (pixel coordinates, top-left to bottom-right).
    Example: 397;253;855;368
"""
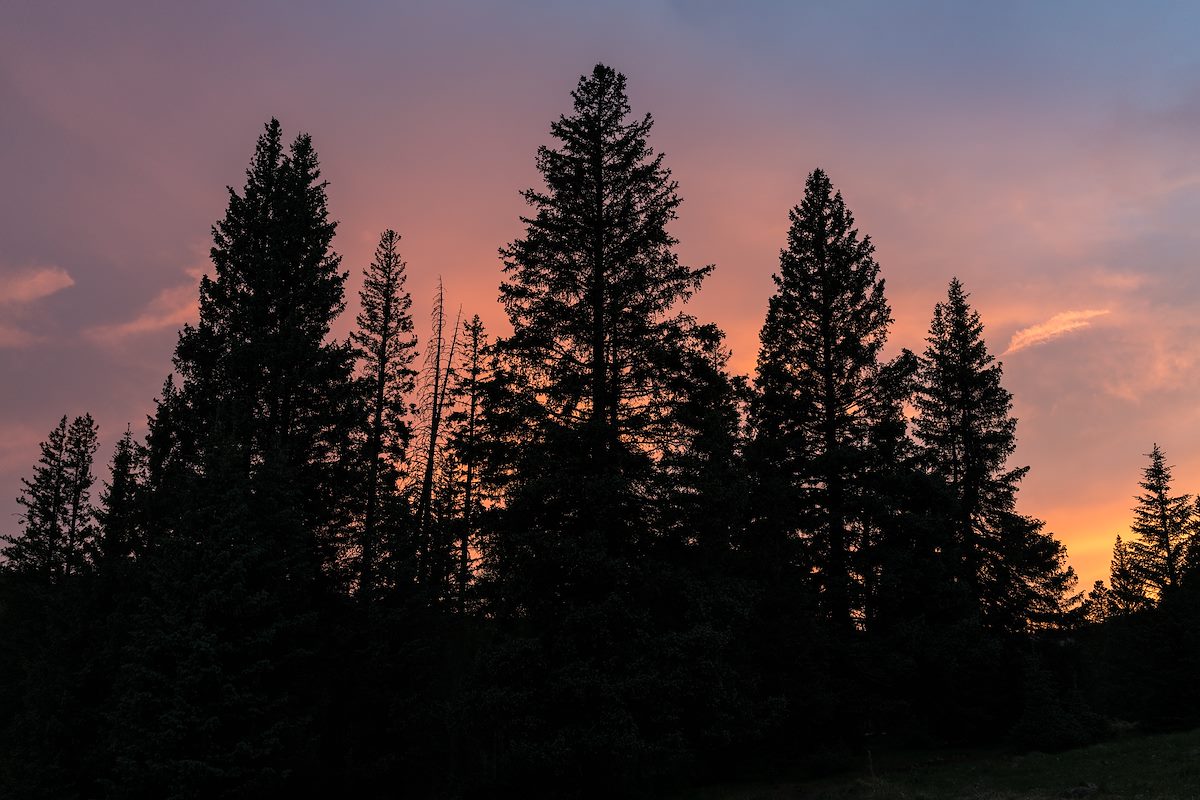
4;1;1200;588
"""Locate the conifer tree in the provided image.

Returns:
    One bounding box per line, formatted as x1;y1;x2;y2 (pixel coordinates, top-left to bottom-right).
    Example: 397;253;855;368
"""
1128;444;1194;603
492;62;711;544
482;63;720;633
1084;580;1111;624
169;117;357;581
113;120;357;794
3;414;99;581
352;229;417;597
748;168;913;630
496;63;711;468
913;278;1077;630
654;323;747;559
0;415;101;797
1107;534;1145;615
478;64;746;789
446;314;489;609
97;425;147;565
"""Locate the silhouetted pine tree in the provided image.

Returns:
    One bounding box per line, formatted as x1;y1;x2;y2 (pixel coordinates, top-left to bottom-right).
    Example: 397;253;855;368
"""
97;425;146;567
748;168;913;630
168;117;358;582
913;278;1077;632
478;63;744;791
3;414;99;581
1083;580;1110;623
489;63;711;606
1128;444;1194;604
351;228;418;599
0;414;104;794
445;314;489;610
111;119;358;795
1109;534;1146;614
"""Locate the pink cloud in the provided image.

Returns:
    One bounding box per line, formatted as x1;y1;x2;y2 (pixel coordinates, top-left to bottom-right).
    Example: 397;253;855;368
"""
1004;309;1111;355
85;280;198;345
0;266;74;305
0;266;74;347
0;323;37;349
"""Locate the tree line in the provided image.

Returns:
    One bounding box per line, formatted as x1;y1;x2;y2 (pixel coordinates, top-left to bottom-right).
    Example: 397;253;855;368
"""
2;63;1198;799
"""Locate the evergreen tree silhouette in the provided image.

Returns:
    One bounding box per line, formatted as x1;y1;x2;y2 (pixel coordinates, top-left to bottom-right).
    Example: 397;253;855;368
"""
490;63;712;610
1128;444;1194;603
913;278;1077;631
0;415;103;794
3;414;99;581
1083;579;1111;623
169;117;357;583
1108;533;1146;614
479;64;747;791
112;119;358;794
97;425;147;566
352;228;418;598
446;314;489;610
748;168;912;630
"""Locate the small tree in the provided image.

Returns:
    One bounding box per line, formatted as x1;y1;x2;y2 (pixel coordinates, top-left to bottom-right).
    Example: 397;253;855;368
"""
1128;444;1194;603
1084;580;1111;624
97;425;147;565
1106;533;1145;616
3;414;99;581
446;314;489;610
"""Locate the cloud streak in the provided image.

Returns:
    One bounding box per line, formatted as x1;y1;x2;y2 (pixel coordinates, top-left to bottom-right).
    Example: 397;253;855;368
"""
1004;309;1110;355
0;266;75;347
0;266;74;305
0;323;37;349
85;282;198;345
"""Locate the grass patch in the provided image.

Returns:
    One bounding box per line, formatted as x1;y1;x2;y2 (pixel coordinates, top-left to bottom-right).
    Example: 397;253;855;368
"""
681;727;1200;799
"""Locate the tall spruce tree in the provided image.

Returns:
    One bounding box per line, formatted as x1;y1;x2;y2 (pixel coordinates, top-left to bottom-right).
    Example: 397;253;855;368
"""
497;63;711;460
3;414;99;581
748;168;912;630
1128;444;1194;603
487;63;716;615
112;119;358;795
352;229;418;598
913;278;1077;631
479;64;746;790
169;117;357;581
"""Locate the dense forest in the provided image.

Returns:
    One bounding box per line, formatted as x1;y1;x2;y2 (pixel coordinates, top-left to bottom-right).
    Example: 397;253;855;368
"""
3;64;1199;799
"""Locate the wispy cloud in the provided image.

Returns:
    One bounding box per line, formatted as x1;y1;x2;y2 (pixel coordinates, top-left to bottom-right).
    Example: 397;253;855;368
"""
85;280;198;345
0;266;74;305
0;323;37;348
1004;309;1111;355
0;266;75;347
